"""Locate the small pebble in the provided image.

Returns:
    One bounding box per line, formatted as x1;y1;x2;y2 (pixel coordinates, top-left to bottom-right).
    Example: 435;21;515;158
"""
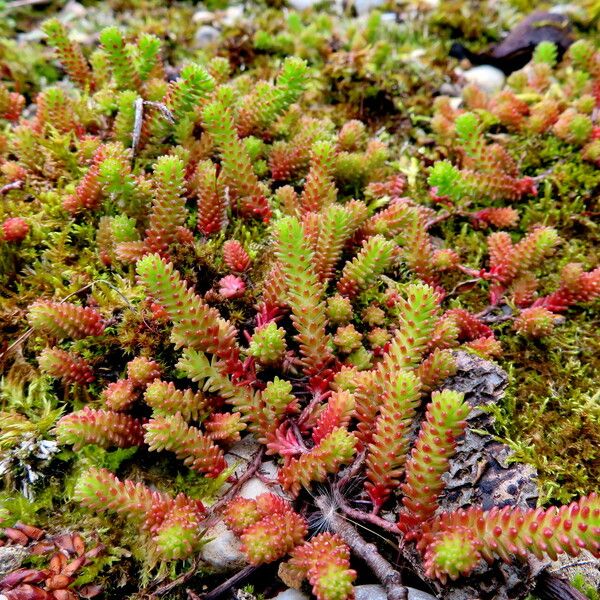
60;1;87;22
271;591;309;600
548;550;600;592
194;25;220;48
355;584;437;600
353;0;386;15
202;446;285;572
461;65;506;94
549;4;586;18
380;12;397;23
0;546;28;578
287;0;318;10
238;461;281;499
192;10;215;23
222;5;244;27
198;520;246;572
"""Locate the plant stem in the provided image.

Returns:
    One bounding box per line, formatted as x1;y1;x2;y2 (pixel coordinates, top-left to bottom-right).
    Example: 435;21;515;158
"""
333;486;401;535
201;565;257;600
315;495;408;600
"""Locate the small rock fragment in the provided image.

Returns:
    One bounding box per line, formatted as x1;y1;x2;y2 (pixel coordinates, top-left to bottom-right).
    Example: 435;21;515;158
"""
355;584;437;600
195;26;220;48
0;545;29;577
461;65;506;94
198;520;245;573
352;0;385;15
271;590;310;600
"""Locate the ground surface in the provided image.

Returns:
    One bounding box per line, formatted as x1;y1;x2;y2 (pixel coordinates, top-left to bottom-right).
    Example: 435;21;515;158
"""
0;0;598;599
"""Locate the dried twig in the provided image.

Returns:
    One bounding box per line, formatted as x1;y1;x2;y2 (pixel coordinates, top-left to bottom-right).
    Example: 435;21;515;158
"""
131;98;175;157
549;559;599;573
132;97;144;157
0;180;23;194
447;277;482;298
535;570;589;600
476;305;514;324
201;565;257;600
148;556;203;597
333;487;401;535
336;449;366;489
315;495;408;600
425;210;452;229
4;0;53;11
297;390;326;426
143;101;175;124
426;206;472;229
202;447;265;529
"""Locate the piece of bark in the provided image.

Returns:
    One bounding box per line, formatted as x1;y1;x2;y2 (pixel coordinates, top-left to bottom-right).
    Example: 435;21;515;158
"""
440;353;538;513
403;352;543;599
534;571;589;600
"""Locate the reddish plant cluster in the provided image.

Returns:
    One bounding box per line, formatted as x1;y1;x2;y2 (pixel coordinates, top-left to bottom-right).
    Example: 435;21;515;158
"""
1;14;598;600
0;524;103;600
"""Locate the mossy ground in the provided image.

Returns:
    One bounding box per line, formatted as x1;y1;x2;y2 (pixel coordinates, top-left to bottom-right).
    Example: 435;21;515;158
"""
0;0;599;597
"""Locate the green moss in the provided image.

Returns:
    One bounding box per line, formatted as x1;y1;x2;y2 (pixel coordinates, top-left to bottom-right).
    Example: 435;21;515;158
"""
570;572;599;600
490;312;600;503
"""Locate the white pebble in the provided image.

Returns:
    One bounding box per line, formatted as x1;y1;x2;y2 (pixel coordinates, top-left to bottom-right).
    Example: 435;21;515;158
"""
194;26;220;48
353;0;385;15
287;0;319;10
199;520;246;572
192;10;215;23
60;1;87;21
271;591;310;600
461;65;506;94
202;444;287;572
222;5;244;27
238;460;282;499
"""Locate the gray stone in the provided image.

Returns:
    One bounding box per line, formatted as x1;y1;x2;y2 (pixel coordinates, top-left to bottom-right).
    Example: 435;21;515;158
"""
287;0;319;10
549;4;586;18
192;10;216;24
380;13;397;23
194;26;220;48
355;585;437;600
238;460;282;499
198;519;246;572
225;438;285;499
0;545;28;578
60;1;87;22
201;443;285;572
222;6;244;27
439;82;462;97
353;0;385;16
271;591;310;600
226;436;262;464
402;352;541;600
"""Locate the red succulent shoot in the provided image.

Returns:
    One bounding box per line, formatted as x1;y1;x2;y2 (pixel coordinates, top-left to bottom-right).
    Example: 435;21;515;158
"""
2;218;29;243
218;275;246;299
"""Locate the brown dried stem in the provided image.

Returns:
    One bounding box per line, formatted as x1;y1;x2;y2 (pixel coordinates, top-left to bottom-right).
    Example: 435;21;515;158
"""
315;494;408;600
